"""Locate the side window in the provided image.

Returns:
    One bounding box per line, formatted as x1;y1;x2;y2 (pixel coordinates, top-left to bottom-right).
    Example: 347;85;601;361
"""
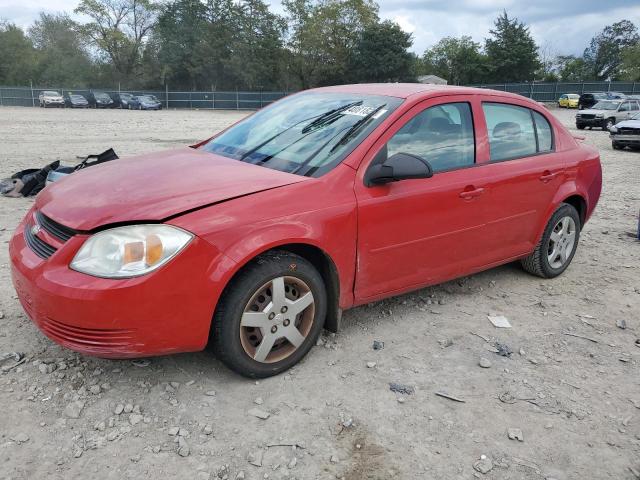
533;111;553;152
483;103;554;161
630;101;640;111
386;102;475;173
619;102;630;112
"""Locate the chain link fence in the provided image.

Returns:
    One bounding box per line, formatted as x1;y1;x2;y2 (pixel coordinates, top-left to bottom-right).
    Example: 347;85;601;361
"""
470;81;640;102
0;85;292;109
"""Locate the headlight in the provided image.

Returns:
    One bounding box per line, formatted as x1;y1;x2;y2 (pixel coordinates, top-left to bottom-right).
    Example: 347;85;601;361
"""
71;225;193;278
595;113;603;118
609;126;618;133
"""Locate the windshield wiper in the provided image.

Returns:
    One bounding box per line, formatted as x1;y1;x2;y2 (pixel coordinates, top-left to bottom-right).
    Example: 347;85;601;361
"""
301;101;363;134
329;104;386;153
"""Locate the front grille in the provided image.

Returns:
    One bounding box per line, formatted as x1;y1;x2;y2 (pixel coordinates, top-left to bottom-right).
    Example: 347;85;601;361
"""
36;211;76;242
24;225;57;259
39;316;136;350
580;114;595;120
617;128;640;135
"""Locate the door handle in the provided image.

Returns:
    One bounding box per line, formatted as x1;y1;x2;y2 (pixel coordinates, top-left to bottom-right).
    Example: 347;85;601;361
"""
540;170;559;182
459;186;485;199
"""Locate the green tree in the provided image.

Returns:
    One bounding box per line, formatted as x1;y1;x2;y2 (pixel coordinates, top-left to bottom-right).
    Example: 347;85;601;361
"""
620;43;640;80
583;20;639;80
28;13;93;86
75;0;158;81
0;21;37;85
484;11;540;82
556;55;590;81
229;0;287;89
422;36;486;85
349;20;414;82
283;0;379;88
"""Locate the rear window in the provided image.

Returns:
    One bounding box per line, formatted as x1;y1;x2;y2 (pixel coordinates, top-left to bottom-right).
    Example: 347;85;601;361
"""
483;103;554;162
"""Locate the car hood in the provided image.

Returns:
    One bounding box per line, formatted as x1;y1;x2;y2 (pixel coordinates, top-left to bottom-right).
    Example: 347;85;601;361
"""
578;109;609;115
613;119;640;129
37;147;308;231
44;96;63;101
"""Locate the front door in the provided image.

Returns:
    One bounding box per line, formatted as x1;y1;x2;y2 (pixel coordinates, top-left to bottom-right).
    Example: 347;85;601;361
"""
354;96;491;302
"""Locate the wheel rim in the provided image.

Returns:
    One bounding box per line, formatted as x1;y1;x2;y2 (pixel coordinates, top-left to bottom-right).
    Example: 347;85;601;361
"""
606;119;614;129
547;216;577;269
240;276;315;364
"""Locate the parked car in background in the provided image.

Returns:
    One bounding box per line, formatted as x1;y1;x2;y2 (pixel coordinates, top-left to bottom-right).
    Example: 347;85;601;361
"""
606;91;627;99
10;84;602;377
87;91;115;108
112;92;136;109
576;98;640;130
558;94;580;108
129;94;163;110
38;91;64;108
578;92;607;110
610;112;640;150
63;93;89;108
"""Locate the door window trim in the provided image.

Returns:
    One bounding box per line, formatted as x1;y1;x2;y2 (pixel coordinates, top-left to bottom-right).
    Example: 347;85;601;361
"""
482;101;556;164
365;100;477;179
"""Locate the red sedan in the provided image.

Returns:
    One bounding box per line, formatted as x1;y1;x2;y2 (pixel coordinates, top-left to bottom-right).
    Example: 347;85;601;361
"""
10;84;602;377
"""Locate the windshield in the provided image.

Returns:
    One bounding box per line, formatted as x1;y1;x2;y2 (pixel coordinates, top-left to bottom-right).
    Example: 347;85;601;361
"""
71;95;85;100
593;101;620;110
43;91;59;96
95;93;110;100
568;94;579;99
631;112;640;120
201;92;401;177
141;95;157;102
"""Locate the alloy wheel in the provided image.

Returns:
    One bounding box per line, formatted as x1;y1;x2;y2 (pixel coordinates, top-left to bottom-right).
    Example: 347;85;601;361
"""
240;276;315;363
547;216;577;269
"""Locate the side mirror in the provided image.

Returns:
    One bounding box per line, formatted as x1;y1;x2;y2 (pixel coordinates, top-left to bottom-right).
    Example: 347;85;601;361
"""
365;152;433;187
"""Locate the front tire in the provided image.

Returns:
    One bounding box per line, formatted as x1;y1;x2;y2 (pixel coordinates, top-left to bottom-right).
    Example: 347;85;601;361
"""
521;203;581;278
604;118;615;131
211;251;327;378
612;142;623;150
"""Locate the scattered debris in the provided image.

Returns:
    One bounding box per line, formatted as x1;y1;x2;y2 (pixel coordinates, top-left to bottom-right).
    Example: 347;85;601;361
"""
438;338;454;348
469;331;491;342
616;319;627;330
248;408;270;420
176;437;190;457
204;390;216;397
507;428;524;442
487;315;512;328
11;433;29;444
0;352;25;372
64;401;85;419
473;455;493;474
478;357;492;368
495;342;512;357
253;397;263;405
248;449;264;467
563;332;599;343
389;383;415;395
435;391;466;403
366;361;376;368
131;359;150;367
372;340;384;350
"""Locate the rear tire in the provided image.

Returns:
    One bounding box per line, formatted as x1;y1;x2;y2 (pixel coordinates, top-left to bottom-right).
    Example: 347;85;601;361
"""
211;251;326;378
576;124;586;130
521;203;581;279
612;142;623;150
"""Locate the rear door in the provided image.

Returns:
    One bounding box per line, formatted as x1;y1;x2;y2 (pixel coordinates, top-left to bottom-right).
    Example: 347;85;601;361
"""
475;99;565;262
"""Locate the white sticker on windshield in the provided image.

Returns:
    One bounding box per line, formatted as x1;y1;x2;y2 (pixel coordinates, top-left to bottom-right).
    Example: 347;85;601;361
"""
343;105;387;118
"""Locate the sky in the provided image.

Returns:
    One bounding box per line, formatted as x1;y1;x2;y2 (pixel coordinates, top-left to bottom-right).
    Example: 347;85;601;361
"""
2;0;640;56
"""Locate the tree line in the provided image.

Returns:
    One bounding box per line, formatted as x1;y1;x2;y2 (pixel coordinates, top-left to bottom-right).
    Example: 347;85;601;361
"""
1;0;639;91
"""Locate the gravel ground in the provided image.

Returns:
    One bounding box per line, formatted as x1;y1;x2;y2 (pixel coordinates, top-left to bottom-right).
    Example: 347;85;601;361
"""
0;105;639;480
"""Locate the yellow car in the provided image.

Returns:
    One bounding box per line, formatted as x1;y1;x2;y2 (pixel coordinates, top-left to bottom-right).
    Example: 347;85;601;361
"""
558;94;580;108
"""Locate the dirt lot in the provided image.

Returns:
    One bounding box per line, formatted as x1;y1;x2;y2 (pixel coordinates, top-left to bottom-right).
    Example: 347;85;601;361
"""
0;105;639;480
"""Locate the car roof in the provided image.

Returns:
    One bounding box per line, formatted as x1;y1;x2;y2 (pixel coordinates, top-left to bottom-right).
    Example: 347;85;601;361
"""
306;83;528;101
